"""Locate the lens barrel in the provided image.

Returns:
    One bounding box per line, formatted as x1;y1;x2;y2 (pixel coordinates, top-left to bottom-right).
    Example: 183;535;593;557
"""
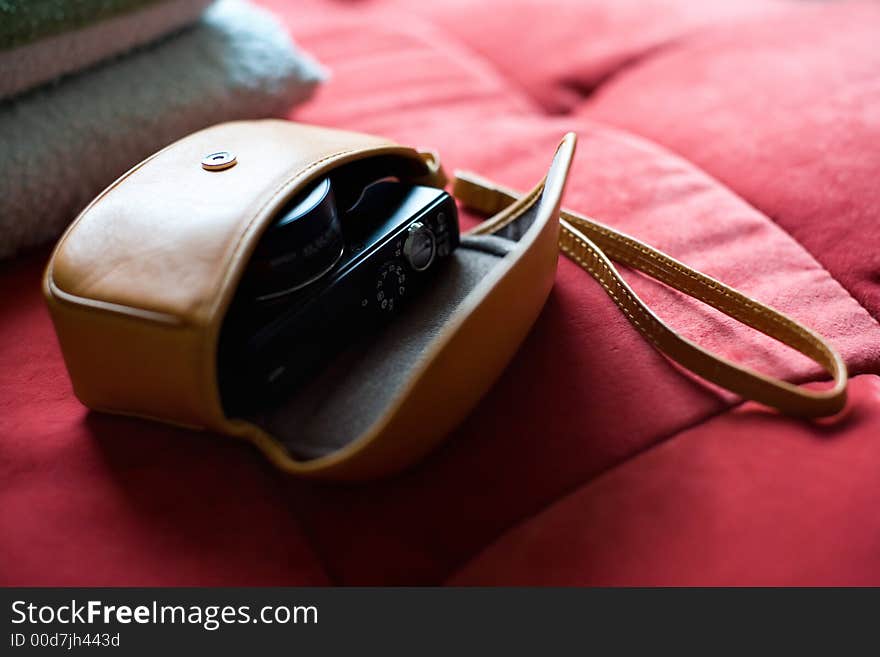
246;177;344;300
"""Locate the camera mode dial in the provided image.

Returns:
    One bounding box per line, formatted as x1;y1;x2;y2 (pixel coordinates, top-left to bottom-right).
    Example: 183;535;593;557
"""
374;260;407;313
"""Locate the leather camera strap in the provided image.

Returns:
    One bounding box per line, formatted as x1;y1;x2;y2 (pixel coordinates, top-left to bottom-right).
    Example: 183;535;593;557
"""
451;171;848;418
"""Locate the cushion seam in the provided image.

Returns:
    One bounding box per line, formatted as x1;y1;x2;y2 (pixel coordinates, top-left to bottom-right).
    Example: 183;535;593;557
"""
572;117;880;335
441;401;739;584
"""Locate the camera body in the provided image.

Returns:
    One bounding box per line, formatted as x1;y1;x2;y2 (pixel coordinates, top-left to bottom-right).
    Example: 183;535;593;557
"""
219;176;460;413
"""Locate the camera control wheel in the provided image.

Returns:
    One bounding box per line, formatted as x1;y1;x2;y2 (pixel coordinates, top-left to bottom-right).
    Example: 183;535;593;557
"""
403;222;436;271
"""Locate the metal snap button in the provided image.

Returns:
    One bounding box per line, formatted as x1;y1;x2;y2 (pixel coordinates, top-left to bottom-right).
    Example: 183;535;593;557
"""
201;151;237;171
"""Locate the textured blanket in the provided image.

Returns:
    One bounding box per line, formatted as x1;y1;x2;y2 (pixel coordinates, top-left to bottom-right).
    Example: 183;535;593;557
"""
0;0;324;258
0;0;167;49
0;0;214;99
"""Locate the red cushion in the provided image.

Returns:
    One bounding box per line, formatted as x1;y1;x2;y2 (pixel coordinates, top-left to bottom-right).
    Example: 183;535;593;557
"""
579;0;880;321
2;0;878;585
450;375;880;586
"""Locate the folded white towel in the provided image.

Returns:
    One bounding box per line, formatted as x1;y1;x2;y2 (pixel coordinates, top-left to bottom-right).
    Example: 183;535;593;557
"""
0;0;326;259
0;0;214;100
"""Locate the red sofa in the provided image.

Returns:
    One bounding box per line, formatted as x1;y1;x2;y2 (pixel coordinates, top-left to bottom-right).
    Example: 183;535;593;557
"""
2;0;879;585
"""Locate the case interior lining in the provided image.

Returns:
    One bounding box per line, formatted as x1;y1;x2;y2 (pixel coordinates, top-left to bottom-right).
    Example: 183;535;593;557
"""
241;190;540;460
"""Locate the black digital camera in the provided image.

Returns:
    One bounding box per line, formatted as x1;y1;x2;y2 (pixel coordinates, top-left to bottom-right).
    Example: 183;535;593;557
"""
218;172;460;413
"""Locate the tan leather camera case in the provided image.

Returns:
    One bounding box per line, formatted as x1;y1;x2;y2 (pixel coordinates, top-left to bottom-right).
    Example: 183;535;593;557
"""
44;120;575;480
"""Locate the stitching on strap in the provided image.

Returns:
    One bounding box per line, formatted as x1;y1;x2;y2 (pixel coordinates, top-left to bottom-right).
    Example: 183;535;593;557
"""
456;173;848;417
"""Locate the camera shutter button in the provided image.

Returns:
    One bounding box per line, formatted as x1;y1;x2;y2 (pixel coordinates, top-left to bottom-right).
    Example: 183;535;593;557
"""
403;222;436;271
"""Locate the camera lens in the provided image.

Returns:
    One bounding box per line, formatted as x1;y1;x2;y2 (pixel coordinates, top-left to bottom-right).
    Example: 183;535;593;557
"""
247;177;344;300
